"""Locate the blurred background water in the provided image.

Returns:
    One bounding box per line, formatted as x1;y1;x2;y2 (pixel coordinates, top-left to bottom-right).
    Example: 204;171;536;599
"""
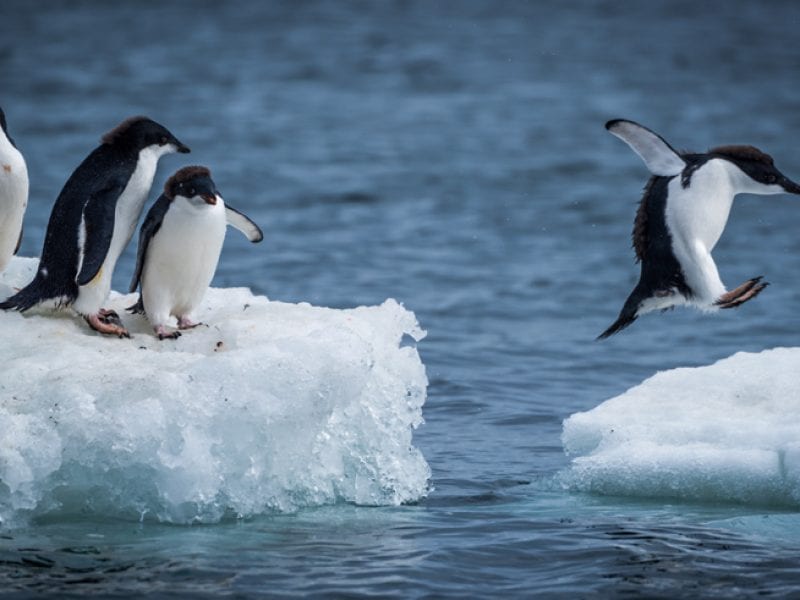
2;0;800;596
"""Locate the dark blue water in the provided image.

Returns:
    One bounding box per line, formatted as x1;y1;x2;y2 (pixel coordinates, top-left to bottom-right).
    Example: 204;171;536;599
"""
2;0;800;596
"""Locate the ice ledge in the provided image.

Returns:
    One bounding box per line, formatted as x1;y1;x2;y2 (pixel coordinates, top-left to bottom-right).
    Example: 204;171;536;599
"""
0;257;430;525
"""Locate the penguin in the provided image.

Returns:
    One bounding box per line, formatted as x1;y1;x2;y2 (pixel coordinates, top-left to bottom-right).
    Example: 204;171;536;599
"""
0;106;29;273
0;116;189;337
598;118;800;339
128;166;263;340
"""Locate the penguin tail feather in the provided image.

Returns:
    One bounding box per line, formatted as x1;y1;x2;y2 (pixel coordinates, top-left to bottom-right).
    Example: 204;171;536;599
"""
596;311;638;340
596;288;643;340
126;296;145;315
0;273;73;313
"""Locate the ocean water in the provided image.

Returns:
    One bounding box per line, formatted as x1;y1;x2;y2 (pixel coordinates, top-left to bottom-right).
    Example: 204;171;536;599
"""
2;0;800;596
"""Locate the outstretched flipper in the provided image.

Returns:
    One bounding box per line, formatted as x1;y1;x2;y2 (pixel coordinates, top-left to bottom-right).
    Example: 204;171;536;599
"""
606;119;686;177
715;277;769;309
225;205;263;242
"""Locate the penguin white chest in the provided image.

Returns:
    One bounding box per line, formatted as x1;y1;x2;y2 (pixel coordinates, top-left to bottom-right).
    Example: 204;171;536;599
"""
0;137;28;271
664;159;736;252
107;146;168;269
142;199;227;323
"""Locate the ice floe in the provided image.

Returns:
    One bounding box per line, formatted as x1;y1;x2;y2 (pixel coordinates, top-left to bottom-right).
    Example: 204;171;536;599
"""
562;348;800;507
0;257;430;525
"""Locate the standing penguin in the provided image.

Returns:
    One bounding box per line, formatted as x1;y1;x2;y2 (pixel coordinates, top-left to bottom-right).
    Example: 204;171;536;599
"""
128;166;263;339
598;119;800;339
0;106;29;273
0;116;189;337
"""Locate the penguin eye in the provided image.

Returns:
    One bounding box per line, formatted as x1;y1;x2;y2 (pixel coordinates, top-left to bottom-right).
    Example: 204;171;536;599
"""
159;136;168;145
765;174;777;184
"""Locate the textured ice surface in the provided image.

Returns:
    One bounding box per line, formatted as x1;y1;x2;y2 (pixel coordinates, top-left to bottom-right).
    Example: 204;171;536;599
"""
0;257;430;525
561;348;800;507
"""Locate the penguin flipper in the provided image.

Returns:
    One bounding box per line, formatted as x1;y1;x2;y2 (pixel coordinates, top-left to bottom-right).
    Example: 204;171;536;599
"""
225;205;263;243
606;119;686;177
129;195;170;293
76;182;124;286
13;225;22;255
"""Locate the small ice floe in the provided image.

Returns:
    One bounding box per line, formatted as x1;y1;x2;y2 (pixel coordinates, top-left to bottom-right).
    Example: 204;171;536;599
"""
561;348;800;507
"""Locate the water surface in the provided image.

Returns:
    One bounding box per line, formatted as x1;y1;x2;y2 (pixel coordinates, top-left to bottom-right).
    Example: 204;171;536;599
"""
2;0;800;596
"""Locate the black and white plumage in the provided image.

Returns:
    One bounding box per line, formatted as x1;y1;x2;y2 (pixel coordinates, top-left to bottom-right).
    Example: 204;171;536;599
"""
0;116;189;337
0;106;28;273
128;166;263;340
598;119;800;339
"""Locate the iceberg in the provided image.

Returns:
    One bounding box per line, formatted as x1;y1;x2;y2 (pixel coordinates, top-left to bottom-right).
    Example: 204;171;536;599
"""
561;348;800;507
0;257;430;526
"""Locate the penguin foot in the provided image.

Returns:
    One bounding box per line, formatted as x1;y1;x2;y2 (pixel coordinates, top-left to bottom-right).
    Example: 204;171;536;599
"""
86;313;130;338
177;316;204;330
99;308;123;326
715;277;769;309
156;325;181;340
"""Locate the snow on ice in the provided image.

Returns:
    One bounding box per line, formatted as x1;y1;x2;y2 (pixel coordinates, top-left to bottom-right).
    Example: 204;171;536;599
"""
0;257;430;526
561;348;800;507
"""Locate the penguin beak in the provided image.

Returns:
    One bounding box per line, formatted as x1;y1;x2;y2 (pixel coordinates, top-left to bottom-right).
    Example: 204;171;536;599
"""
779;176;800;195
173;139;191;154
202;193;218;205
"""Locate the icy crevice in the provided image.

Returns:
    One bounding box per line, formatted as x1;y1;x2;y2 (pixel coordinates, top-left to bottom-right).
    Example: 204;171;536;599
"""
0;257;430;526
561;348;800;507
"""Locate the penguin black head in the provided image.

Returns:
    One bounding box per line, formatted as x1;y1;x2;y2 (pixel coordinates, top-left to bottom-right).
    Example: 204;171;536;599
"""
101;116;191;155
165;165;219;205
711;145;800;195
0;106;17;148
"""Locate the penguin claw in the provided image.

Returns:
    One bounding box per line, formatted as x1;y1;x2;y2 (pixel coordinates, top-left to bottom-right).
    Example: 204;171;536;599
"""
156;327;181;340
177;317;203;330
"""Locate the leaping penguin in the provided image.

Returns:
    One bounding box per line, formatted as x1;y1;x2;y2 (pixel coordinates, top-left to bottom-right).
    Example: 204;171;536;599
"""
598;118;800;339
0;106;29;273
0;116;189;337
128;166;263;340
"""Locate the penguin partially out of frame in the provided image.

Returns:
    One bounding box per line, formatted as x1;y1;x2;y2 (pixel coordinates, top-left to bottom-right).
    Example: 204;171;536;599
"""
0;106;28;274
0;116;189;337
